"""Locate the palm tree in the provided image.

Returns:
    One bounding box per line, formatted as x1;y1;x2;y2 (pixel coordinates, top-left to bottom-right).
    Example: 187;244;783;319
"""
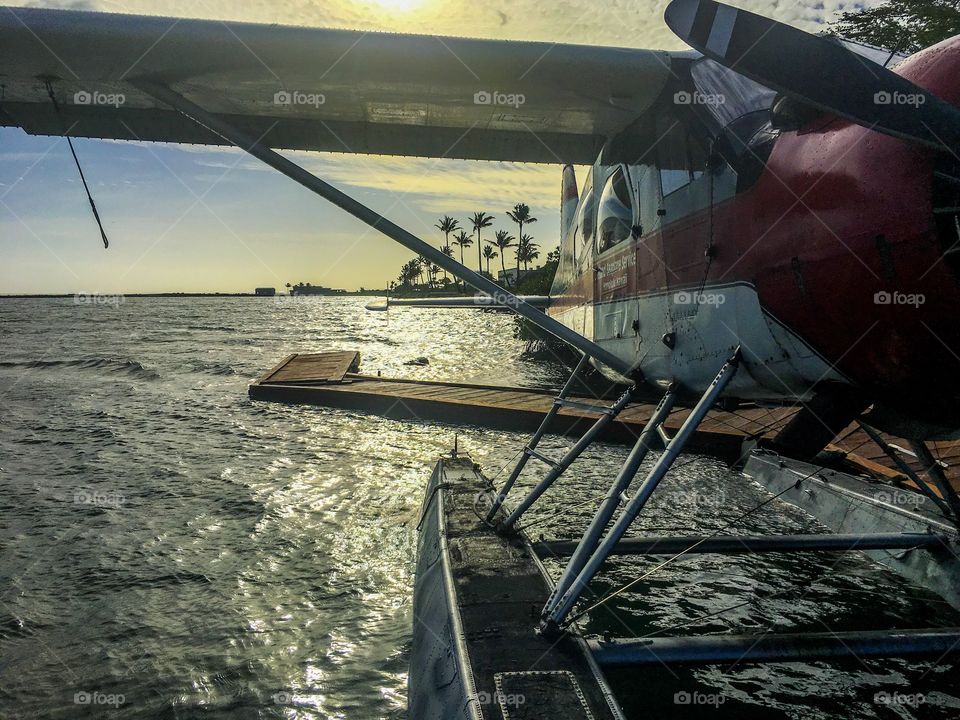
506;203;537;250
470;211;495;273
398;260;419;290
490;230;515;285
417;255;433;287
435;216;461;254
482;244;498;276
452;230;473;292
440;244;455;284
517;233;540;275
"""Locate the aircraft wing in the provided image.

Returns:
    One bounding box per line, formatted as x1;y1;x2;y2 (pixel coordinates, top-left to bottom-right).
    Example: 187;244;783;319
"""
0;6;683;164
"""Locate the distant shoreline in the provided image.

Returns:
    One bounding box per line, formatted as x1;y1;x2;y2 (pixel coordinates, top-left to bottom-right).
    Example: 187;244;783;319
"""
0;292;390;299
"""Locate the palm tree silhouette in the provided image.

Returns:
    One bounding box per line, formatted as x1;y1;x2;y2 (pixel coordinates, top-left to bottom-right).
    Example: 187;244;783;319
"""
440;244;455;286
490;230;516;286
517;233;540;277
506;203;537;248
435;216;460;259
470;211;495;273
452;230;473;292
482;244;498;276
418;255;434;288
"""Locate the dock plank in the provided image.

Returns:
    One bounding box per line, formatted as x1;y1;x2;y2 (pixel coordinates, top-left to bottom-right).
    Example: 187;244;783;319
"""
251;352;960;491
263;351;360;384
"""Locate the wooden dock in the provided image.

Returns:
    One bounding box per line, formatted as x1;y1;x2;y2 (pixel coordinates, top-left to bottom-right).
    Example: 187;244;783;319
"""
250;352;960;489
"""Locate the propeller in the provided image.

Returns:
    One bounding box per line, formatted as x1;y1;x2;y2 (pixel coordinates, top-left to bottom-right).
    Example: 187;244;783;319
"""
664;0;960;152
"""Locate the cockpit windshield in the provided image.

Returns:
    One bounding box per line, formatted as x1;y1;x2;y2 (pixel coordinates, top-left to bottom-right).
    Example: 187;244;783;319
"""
689;58;777;132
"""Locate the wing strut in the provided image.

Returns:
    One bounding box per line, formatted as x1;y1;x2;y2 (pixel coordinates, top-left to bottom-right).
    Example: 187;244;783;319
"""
134;81;632;377
44;81;110;249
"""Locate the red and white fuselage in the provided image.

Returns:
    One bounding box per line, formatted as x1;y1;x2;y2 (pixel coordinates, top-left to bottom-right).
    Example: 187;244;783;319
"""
548;37;960;437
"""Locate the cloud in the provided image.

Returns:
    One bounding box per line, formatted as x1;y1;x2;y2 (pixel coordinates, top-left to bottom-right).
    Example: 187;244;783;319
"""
20;0;876;46
294;154;563;216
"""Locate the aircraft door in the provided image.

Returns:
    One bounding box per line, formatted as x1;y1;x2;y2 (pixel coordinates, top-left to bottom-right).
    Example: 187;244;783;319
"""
628;158;672;384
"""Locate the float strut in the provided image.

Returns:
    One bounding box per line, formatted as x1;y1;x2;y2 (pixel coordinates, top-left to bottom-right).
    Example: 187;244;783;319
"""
541;349;741;635
588;628;960;666
485;353;592;523
858;422;953;517
544;388;677;609
910;440;960;522
498;382;637;531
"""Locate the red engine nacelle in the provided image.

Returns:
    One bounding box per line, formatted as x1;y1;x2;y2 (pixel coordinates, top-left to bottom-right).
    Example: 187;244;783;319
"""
746;37;960;432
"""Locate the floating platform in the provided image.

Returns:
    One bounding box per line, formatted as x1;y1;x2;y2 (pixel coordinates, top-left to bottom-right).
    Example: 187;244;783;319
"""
250;352;960;489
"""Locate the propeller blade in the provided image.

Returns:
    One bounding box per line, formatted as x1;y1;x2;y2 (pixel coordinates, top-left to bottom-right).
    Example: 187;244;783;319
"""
664;0;960;151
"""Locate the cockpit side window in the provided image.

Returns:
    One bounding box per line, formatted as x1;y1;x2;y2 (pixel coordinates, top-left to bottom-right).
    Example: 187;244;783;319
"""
596;166;634;254
656;116;707;197
575;168;595;268
579;186;595;248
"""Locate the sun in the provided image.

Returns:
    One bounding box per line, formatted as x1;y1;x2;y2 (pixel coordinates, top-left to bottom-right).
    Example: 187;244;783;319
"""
371;0;424;11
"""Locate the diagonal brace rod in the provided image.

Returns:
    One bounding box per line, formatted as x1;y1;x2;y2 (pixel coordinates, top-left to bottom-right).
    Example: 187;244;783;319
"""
498;384;637;531
541;348;741;634
858;422;952;517
485;353;592;523
545;389;676;609
135;81;633;377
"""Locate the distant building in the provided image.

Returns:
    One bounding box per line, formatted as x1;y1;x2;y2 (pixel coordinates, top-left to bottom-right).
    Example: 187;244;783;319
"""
255;287;276;296
497;268;519;284
290;284;347;296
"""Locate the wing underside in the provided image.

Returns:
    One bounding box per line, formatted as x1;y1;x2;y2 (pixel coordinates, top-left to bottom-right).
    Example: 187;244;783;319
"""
0;7;682;163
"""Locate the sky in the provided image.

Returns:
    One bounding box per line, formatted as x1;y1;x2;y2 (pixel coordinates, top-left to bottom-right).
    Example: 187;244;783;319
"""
0;0;874;294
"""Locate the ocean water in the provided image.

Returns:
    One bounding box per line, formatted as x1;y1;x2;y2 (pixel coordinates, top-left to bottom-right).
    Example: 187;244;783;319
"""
1;296;958;719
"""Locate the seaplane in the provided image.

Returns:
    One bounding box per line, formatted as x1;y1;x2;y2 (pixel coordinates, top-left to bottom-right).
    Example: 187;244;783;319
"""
5;1;960;717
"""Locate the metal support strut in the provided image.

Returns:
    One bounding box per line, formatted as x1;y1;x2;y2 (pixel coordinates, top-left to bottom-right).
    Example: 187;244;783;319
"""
587;628;960;666
910;439;960;522
485;353;591;523
544;389;676;610
135;81;633;378
496;378;638;532
540;349;741;636
858;421;954;518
